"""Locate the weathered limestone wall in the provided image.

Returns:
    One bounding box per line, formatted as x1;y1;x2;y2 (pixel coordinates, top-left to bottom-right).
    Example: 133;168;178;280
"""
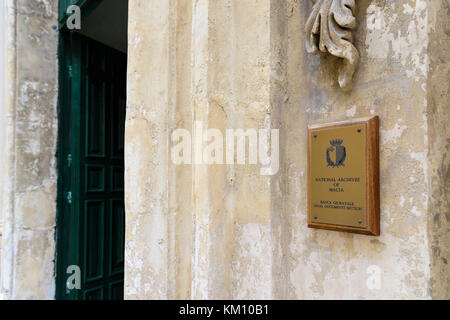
0;0;58;299
0;2;7;300
126;0;283;299
126;0;448;300
426;0;450;300
285;0;433;299
287;0;448;299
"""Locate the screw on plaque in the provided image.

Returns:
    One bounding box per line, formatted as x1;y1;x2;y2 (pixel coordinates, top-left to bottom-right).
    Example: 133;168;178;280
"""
358;220;362;224
313;134;318;138
357;129;362;133
314;216;318;219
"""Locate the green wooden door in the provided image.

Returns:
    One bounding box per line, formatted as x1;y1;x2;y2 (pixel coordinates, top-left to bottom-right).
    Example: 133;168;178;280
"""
56;32;126;300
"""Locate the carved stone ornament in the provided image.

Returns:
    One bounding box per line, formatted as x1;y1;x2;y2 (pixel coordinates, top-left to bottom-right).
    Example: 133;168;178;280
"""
305;0;360;90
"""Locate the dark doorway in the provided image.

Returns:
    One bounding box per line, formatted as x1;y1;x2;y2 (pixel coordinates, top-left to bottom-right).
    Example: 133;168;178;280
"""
56;0;128;300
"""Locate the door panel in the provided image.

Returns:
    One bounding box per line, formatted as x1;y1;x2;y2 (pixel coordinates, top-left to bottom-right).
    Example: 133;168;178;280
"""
57;33;126;300
84;200;105;282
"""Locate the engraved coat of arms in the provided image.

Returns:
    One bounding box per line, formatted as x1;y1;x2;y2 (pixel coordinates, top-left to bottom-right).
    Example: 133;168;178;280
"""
327;139;346;167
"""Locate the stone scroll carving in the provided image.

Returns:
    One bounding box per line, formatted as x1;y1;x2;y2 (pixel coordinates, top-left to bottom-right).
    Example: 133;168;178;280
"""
305;0;360;90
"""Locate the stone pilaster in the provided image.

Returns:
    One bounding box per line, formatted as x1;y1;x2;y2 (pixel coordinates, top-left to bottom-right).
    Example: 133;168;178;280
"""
0;0;58;300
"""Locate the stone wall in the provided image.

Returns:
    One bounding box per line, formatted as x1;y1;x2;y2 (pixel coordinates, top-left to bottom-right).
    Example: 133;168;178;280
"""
0;0;58;300
0;2;6;300
125;0;449;299
285;0;433;299
426;0;450;300
0;0;447;300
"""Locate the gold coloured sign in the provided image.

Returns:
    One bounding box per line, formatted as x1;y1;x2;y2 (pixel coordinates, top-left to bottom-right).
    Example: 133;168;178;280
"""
308;116;380;235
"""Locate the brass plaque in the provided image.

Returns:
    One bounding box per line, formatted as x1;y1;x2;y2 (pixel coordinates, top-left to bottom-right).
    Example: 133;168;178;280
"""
308;116;380;235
